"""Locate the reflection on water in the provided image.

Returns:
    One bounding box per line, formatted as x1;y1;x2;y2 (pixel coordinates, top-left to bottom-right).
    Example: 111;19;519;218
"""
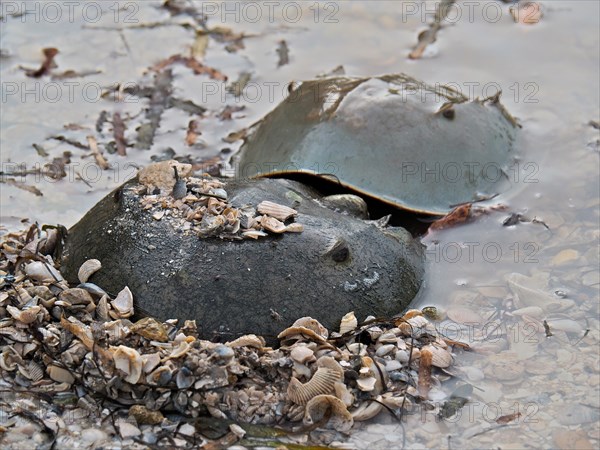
1;1;598;448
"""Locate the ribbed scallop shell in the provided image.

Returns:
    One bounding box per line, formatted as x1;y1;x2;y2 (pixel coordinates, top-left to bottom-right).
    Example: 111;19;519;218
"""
257;201;298;221
427;344;453;368
77;259;102;284
287;356;344;405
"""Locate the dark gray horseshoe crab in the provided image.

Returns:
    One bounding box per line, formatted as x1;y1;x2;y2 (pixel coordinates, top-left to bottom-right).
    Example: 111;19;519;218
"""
60;162;424;341
61;74;518;340
237;74;519;215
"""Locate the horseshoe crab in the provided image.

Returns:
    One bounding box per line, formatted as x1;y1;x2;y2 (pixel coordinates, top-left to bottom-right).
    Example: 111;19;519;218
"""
237;74;519;215
60;164;424;341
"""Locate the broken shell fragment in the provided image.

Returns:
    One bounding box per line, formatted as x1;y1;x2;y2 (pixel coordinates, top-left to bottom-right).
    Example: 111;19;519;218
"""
226;334;266;349
110;286;134;318
257;201;298;221
130;317;169;342
46;365;76;385
77;259;102;284
290;345;315;364
339;311;358;335
351;398;384;421
112;345;143;384
284;223;304;233
303;394;353;433
24;261;63;283
261;216;286;233
59;288;94;305
7;305;40;324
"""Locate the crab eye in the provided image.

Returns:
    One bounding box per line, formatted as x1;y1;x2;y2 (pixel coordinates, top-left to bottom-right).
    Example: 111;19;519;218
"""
324;237;350;263
442;108;455;120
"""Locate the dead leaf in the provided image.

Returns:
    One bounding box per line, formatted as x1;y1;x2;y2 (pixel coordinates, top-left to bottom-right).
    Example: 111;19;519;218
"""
86;135;109;170
112;112;127;156
44;152;71;180
151;54;227;80
51;69;102;80
192;31;209;60
24;47;58;78
2;178;43;196
227;72;251;97
429;204;472;231
217;105;245;121
186;119;201;146
409;0;455;59
276;40;289;67
496;412;522;424
222;128;247;143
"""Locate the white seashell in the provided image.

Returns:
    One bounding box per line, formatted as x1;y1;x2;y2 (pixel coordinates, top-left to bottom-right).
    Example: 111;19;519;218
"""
351;398;384;421
511;306;544;318
377;331;397;344
77;259;101;284
334;381;354;407
292;362;312;379
339;311;358;335
24;261;64;283
142;352;161;373
226;334;266;349
385;360;402;372
284;223;304;233
7;305;41;324
375;344;396;357
381;393;412;410
346;343;368;356
96;295;111;321
176;367;195;389
112;345;143;384
396;350;410;364
47;365;75;384
168;341;191;359
303;394;353;433
261;216;286;233
257;201;298;221
110;287;134;318
356;377;376;392
545;318;584;334
242;230;268;239
290;345;315;364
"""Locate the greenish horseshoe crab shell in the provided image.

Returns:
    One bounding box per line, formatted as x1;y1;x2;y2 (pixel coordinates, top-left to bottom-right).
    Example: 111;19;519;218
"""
237;74;519;215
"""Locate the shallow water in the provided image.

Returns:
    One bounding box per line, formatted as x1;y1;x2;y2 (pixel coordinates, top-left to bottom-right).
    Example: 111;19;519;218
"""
1;1;599;448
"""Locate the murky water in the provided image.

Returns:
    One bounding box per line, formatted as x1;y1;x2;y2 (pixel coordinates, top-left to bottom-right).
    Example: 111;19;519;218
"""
1;1;598;448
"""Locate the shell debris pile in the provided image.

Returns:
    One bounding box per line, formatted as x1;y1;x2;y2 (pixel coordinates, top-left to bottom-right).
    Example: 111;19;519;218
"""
0;224;460;448
136;160;302;240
